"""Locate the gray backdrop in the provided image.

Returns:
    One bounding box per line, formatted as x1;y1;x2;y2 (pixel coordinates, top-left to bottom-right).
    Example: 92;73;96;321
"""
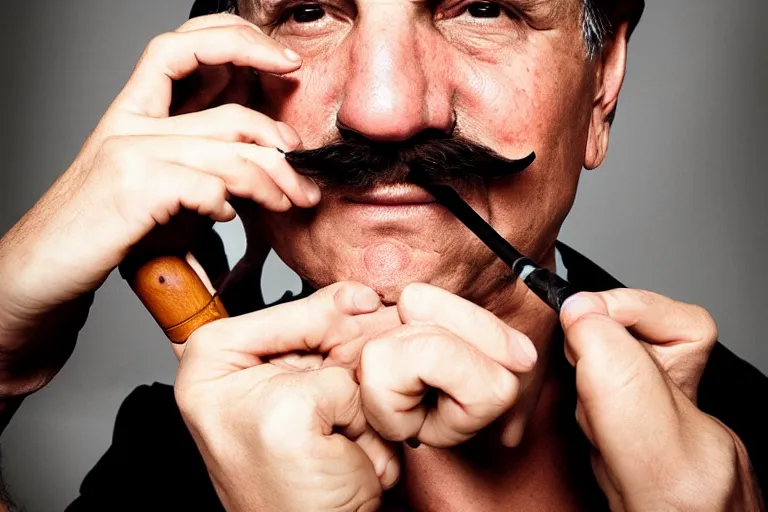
1;0;766;510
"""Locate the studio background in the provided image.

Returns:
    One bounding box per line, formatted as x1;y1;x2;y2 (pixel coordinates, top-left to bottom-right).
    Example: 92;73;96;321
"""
1;0;765;510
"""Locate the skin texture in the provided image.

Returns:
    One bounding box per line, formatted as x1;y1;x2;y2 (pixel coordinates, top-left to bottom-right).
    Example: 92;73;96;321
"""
247;0;602;309
235;0;627;462
0;2;762;510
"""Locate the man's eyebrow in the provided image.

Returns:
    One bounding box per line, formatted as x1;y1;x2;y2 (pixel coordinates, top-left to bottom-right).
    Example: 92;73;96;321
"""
241;0;571;19
241;0;293;19
509;0;575;25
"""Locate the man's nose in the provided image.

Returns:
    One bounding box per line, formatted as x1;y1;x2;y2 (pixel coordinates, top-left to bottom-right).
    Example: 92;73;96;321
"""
336;15;455;141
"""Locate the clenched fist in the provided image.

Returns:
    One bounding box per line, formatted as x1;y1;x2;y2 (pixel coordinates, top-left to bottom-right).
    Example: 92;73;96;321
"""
358;283;538;448
175;282;403;512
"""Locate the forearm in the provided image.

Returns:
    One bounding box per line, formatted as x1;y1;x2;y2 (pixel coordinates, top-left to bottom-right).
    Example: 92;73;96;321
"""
0;287;93;432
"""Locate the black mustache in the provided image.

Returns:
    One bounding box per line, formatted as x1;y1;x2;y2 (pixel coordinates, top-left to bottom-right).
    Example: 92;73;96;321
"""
283;132;536;190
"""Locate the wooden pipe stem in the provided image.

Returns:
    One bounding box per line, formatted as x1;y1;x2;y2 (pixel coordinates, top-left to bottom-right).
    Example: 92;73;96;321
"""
125;255;228;343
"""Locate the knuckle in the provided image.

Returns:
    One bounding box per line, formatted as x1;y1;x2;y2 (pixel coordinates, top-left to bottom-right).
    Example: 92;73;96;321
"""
211;177;228;201
179;13;241;30
573;291;609;315
145;32;176;60
231;155;258;188
488;370;518;410
99;134;130;156
233;154;254;172
232;24;263;45
601;288;651;314
689;304;718;344
172;381;199;418
100;137;147;188
626;288;656;305
217;102;249;120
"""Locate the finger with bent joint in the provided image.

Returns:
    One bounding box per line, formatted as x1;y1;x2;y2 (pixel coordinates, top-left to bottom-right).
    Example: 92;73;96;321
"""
360;324;522;448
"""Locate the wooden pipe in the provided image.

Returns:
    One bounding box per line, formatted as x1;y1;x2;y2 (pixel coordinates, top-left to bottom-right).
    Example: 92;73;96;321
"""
123;255;228;344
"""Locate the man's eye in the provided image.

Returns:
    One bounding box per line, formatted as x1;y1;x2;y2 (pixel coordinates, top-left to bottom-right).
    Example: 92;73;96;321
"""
466;1;502;18
291;4;326;23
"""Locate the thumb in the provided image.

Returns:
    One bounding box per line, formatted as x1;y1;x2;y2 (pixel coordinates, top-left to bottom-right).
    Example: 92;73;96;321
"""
560;293;681;488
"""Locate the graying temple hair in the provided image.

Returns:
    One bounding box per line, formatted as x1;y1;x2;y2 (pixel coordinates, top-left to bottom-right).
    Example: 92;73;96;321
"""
582;0;611;59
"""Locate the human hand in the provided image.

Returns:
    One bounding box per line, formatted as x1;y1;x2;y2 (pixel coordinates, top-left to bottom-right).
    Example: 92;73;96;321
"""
175;282;402;512
357;283;538;448
0;13;316;396
561;289;763;511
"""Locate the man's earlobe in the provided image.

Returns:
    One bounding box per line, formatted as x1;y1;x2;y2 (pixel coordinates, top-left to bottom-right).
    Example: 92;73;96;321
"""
584;110;607;170
584;20;630;170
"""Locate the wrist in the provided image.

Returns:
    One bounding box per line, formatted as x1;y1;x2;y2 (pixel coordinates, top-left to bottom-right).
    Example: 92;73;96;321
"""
672;416;764;512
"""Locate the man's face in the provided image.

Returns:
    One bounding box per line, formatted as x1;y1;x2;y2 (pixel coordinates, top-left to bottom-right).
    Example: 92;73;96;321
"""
240;0;605;307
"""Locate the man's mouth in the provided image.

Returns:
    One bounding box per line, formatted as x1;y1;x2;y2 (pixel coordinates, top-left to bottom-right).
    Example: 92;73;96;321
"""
344;183;436;206
339;183;442;223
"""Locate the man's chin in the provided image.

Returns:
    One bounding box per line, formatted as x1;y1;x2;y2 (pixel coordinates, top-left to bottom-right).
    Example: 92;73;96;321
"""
317;239;443;304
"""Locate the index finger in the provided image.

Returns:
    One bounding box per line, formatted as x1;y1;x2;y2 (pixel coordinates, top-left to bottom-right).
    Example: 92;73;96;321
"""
116;24;301;117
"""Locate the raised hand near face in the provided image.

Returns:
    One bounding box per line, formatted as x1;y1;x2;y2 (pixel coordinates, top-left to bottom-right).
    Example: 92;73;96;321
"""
358;283;538;448
175;281;403;512
560;290;763;511
0;13;317;406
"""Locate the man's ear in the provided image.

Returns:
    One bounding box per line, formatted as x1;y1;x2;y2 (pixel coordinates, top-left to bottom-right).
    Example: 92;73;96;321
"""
584;20;630;170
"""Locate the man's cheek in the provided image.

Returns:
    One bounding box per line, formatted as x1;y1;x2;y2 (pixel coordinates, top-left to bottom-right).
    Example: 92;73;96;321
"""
452;57;537;143
258;64;344;148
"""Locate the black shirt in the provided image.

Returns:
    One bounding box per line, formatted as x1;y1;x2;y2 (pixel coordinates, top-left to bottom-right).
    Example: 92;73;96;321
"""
65;243;768;510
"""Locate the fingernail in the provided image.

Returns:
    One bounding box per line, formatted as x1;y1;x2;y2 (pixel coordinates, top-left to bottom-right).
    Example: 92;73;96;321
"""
278;353;322;371
353;287;381;312
283;48;302;62
275;122;301;150
302;177;321;204
560;294;607;324
382;457;400;489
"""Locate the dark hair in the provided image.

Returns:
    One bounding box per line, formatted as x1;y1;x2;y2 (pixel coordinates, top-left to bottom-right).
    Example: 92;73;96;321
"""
189;0;236;18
